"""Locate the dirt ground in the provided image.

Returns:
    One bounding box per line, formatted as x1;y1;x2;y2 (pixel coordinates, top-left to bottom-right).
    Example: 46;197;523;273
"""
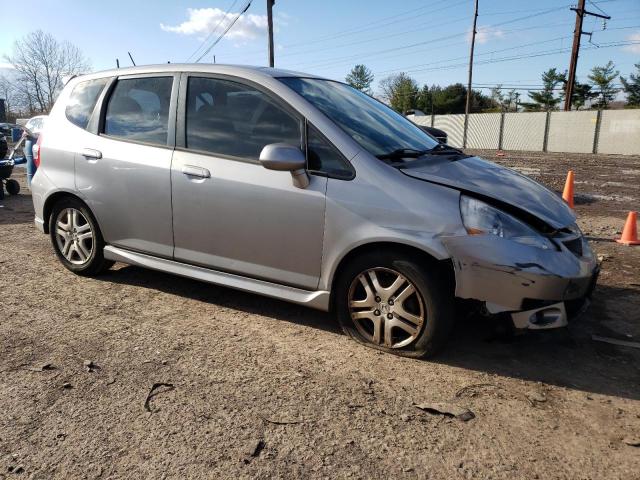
1;151;639;480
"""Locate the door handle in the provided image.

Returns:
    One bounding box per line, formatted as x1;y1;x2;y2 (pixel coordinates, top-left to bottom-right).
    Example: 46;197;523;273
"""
81;148;102;159
182;165;211;178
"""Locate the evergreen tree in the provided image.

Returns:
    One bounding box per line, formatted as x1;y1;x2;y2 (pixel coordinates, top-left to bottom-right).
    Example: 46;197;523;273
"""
589;61;619;109
416;84;432;113
620;62;640;107
571;81;596;110
345;64;374;94
522;68;566;111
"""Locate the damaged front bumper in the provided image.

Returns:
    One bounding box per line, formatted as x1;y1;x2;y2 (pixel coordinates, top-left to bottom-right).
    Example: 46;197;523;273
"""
443;232;599;330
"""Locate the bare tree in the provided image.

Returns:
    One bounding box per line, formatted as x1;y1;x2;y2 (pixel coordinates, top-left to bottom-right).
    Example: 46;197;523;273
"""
0;75;15;114
4;30;90;113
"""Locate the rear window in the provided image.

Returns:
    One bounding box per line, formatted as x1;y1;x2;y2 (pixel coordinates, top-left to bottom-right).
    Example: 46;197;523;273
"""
104;76;173;146
65;78;109;129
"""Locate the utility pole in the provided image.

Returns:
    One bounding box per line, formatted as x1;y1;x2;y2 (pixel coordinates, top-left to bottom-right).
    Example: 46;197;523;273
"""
463;0;479;147
267;0;275;67
564;0;610;110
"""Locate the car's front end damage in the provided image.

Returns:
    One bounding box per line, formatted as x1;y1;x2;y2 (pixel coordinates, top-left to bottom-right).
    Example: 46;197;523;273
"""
399;154;599;331
443;224;599;330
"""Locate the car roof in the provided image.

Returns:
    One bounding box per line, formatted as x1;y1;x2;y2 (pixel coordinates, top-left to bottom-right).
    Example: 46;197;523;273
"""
73;64;329;83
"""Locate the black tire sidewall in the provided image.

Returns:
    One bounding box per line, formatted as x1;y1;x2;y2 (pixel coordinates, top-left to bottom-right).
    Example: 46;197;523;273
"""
6;179;20;195
49;198;108;276
336;250;453;358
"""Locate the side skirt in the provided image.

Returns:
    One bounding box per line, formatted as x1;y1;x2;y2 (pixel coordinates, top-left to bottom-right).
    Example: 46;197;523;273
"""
103;245;331;311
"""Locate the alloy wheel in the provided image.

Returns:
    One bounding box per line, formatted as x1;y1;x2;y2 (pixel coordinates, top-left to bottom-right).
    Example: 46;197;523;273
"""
54;208;94;265
348;267;425;349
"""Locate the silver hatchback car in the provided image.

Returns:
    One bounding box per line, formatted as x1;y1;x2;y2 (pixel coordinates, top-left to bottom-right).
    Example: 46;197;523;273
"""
31;64;598;357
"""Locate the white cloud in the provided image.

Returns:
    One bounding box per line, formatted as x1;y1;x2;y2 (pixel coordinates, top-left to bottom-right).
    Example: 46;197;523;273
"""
0;62;15;70
623;31;640;54
161;8;267;42
472;25;505;44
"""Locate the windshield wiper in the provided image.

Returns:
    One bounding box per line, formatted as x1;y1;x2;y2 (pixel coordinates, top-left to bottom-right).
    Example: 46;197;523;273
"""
376;148;431;160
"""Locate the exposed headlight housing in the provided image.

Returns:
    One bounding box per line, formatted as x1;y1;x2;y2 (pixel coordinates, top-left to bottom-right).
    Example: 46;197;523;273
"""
460;195;554;250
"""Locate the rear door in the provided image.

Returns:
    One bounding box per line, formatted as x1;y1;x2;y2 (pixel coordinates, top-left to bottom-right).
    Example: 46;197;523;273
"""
170;74;327;290
75;73;178;258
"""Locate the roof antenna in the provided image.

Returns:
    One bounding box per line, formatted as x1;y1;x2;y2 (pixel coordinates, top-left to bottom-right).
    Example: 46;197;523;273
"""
116;58;120;68
127;52;136;66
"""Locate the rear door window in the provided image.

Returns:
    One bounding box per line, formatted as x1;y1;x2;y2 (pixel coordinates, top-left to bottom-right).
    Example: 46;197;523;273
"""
185;77;302;159
65;78;109;129
104;76;173;145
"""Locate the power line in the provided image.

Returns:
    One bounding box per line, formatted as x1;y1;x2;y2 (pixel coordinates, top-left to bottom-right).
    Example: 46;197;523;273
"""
292;4;577;71
231;0;465;61
373;35;573;77
195;0;253;63
186;0;240;62
375;40;639;79
264;15;472;61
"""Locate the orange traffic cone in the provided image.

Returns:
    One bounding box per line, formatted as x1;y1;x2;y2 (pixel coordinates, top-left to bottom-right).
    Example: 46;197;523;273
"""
616;211;640;246
562;171;575;209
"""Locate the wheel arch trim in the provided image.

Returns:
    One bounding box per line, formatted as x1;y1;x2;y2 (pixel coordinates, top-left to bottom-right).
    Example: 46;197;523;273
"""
42;190;96;235
325;240;454;310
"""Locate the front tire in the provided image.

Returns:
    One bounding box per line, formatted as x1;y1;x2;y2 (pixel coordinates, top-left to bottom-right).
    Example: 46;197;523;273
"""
336;250;454;358
49;198;113;276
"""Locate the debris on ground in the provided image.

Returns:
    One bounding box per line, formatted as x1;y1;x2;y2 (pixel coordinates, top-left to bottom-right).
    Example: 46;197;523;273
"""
622;437;640;447
143;382;175;413
7;465;24;474
592;335;640;349
414;402;475;422
25;363;55;372
525;390;548;404
455;383;501;398
83;360;98;372
250;439;265;457
258;414;304;425
61;382;72;389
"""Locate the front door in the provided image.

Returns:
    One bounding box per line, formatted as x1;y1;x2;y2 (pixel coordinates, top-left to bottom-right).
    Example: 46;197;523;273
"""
170;75;327;290
75;74;177;258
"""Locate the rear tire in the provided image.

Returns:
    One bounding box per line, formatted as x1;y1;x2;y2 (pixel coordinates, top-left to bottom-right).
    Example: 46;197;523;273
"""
336;250;454;358
6;179;20;195
49;197;114;276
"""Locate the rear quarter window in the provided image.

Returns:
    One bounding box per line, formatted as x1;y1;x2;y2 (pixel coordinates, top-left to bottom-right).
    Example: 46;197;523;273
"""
65;78;110;129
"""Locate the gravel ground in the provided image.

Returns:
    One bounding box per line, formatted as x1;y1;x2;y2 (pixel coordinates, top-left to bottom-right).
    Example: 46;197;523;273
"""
1;152;639;479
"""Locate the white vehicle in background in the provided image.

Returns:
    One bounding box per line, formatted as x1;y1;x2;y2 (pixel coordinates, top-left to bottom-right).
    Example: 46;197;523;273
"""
24;115;47;136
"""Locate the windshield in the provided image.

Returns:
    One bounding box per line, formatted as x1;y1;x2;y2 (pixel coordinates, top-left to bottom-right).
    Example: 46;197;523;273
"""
278;77;438;158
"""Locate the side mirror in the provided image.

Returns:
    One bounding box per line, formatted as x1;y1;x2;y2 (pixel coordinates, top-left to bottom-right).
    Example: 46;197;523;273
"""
259;143;309;189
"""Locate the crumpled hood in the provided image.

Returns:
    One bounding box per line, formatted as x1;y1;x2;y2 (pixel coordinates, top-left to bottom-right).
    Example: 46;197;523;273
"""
401;155;576;229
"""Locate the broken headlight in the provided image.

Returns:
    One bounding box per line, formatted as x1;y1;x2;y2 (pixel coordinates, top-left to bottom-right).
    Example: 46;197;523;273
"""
460;195;554;250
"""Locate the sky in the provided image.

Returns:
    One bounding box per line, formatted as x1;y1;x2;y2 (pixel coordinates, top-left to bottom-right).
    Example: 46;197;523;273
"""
1;0;639;97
